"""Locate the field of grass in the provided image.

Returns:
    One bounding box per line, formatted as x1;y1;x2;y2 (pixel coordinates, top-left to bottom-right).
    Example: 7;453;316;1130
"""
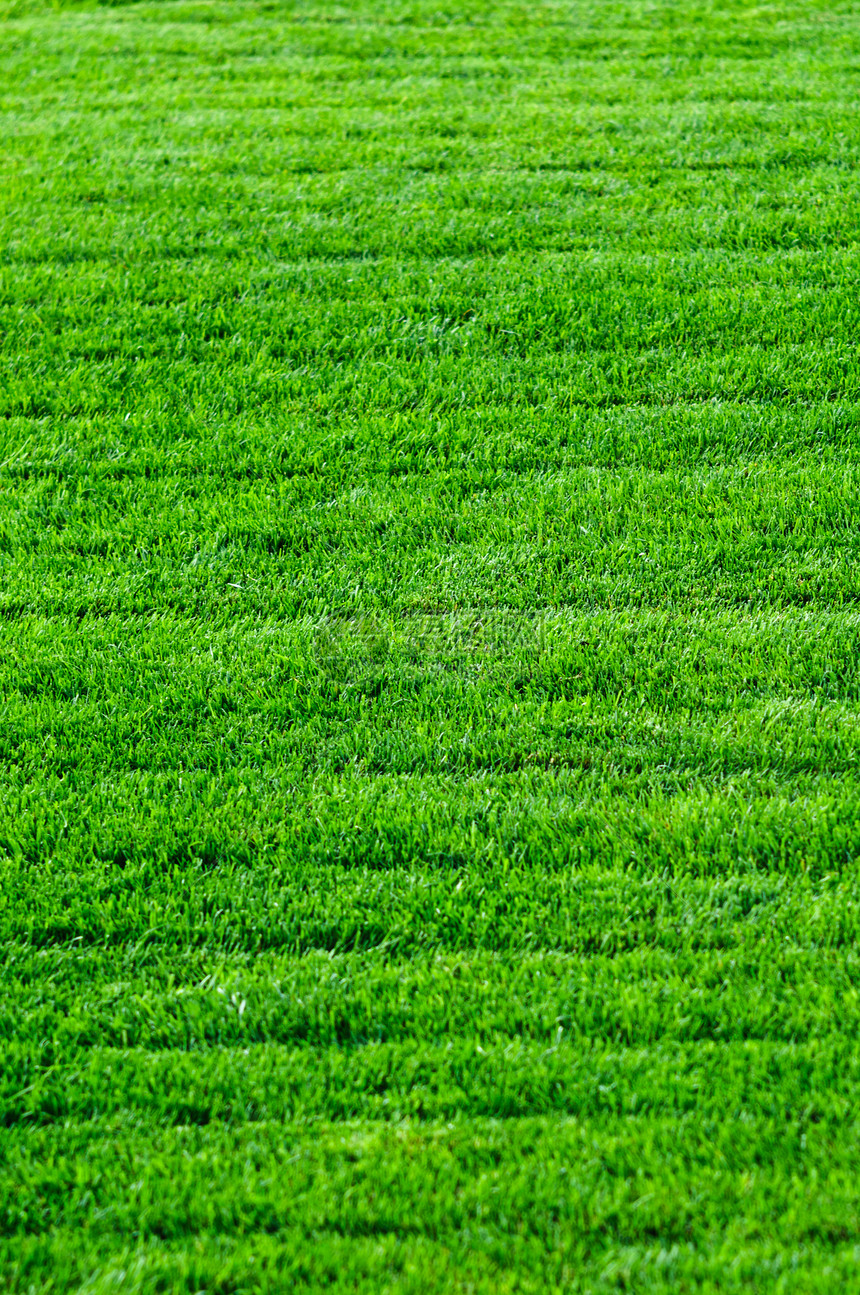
2;0;860;1289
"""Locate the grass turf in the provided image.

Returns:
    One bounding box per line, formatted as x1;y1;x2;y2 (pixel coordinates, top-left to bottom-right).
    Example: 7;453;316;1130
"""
2;0;860;1289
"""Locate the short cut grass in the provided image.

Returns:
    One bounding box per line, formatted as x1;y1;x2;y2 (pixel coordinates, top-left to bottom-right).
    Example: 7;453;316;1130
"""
3;0;860;1290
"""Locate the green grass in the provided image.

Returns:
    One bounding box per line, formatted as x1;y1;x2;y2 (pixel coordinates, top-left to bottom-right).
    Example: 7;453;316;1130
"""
3;0;860;1289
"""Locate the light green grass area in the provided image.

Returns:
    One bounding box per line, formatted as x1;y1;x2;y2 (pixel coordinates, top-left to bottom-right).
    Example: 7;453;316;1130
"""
3;0;860;1289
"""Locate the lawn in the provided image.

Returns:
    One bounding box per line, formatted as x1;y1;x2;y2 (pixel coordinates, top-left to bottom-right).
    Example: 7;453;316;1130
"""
2;0;860;1289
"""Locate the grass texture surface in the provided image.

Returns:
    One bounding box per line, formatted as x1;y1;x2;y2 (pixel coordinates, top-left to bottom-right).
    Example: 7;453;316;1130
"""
3;0;860;1290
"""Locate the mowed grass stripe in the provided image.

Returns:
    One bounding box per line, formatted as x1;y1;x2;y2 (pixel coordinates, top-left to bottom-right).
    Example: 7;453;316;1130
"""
6;1033;860;1124
6;939;860;1057
3;402;860;481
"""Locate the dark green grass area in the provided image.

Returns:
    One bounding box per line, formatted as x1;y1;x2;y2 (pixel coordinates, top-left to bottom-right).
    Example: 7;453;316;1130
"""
3;0;860;1289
